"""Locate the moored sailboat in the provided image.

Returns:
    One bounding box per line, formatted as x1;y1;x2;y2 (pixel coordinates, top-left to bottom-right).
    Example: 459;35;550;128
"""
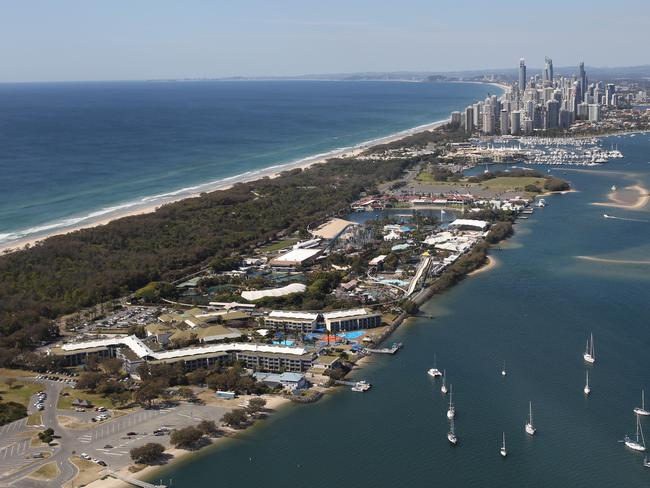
427;353;442;378
501;360;507;377
447;417;458;445
525;401;536;436
447;384;455;420
441;369;448;394
634;390;650;416
584;370;591;396
624;415;646;452
500;432;507;457
583;333;595;364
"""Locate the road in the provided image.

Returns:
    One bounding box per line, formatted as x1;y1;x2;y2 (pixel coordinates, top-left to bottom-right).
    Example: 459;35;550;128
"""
0;378;228;487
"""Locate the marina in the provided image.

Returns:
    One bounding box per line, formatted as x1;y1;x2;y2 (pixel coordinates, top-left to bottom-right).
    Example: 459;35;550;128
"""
155;134;650;488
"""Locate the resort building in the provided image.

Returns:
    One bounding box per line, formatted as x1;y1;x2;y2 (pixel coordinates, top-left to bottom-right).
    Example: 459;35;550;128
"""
265;311;321;332
323;309;382;332
252;372;309;390
50;335;316;373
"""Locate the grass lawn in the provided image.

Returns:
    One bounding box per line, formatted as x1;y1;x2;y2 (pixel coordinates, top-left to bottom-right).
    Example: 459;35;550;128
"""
0;368;35;379
479;176;545;192
415;172;472;185
57;388;114;410
259;238;300;253
0;382;41;408
28;462;60;481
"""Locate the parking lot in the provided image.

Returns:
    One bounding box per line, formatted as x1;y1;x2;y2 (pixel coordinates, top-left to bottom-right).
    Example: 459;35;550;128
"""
0;377;230;487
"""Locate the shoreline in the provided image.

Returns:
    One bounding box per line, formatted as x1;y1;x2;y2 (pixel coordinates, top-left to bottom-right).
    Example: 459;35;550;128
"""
591;184;650;210
0;118;452;254
78;395;292;488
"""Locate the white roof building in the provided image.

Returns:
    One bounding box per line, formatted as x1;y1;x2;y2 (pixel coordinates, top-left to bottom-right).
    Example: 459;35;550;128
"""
241;283;307;301
448;219;490;230
270;248;321;266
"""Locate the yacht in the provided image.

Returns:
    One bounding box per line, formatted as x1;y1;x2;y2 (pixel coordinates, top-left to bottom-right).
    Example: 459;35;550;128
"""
583;333;595;364
611;185;617;191
427;353;442;378
441;369;448;394
624;415;646;452
644;457;650;468
634;390;650;416
500;432;507;457
447;417;458;445
536;198;546;208
447;384;455;420
501;361;507;377
525;401;536;436
351;380;371;392
584;371;591;396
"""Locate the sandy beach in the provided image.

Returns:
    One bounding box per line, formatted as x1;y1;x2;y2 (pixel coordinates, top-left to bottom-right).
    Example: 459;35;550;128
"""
591;184;650;210
467;254;498;276
0;118;450;254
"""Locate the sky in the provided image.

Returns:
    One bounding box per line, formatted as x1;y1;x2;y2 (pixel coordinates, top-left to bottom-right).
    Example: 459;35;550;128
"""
1;0;649;82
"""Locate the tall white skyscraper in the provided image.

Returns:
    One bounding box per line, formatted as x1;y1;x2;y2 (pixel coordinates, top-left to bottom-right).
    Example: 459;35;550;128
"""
519;58;527;92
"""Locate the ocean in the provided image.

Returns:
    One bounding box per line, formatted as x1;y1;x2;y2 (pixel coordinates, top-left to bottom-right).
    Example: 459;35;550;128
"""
0;80;494;247
152;133;650;487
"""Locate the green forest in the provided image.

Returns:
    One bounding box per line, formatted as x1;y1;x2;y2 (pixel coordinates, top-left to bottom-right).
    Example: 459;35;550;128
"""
0;153;416;358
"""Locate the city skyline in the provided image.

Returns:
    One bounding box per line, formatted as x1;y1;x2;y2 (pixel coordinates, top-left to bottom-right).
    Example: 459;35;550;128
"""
1;0;649;82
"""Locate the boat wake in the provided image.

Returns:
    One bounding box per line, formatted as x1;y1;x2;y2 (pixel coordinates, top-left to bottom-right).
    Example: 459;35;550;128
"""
603;214;649;223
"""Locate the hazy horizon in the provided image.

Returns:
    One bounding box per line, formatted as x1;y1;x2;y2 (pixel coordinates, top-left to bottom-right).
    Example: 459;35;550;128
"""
2;0;649;83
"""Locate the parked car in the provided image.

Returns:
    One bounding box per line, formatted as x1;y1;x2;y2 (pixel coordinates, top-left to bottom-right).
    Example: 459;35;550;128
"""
80;453;91;460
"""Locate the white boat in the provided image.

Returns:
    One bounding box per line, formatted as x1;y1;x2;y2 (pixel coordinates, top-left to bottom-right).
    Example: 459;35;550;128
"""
536;199;546;208
634;390;650;416
584;370;591;396
624;415;646;452
351;380;371;392
441;369;448;394
583;333;595;364
447;384;455;420
500;432;507;457
603;214;612;218
644;457;650;468
427;353;442;378
525;401;536;436
501;361;507;377
611;185;617;191
447;417;458;445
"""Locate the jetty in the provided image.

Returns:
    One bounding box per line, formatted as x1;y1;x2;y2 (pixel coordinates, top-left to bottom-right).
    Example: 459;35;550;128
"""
105;469;167;488
365;342;403;355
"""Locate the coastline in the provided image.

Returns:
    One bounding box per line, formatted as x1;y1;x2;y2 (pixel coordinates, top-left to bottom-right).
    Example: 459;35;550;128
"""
591;184;650;210
77;395;292;488
0;118;451;254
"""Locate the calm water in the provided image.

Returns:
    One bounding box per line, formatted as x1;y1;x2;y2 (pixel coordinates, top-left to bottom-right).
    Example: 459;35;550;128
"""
156;133;650;487
0;80;494;245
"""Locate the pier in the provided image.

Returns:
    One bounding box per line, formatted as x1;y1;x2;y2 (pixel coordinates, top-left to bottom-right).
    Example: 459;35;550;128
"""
365;342;403;355
105;469;167;488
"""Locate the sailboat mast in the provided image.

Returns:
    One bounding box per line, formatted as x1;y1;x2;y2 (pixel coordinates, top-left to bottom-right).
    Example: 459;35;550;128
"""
529;402;533;426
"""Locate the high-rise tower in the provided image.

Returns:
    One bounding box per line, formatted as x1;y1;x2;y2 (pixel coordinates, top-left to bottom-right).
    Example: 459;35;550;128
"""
519;58;527;92
544;57;554;84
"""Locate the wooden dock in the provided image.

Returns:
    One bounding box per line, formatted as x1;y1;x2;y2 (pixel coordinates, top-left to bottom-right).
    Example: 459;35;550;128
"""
365;342;402;355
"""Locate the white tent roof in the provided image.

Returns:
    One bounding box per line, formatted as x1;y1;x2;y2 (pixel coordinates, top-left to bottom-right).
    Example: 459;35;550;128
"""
241;283;307;301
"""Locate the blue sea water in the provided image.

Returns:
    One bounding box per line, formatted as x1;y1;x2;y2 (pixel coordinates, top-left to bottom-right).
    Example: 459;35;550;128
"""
0;80;495;246
153;133;650;488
